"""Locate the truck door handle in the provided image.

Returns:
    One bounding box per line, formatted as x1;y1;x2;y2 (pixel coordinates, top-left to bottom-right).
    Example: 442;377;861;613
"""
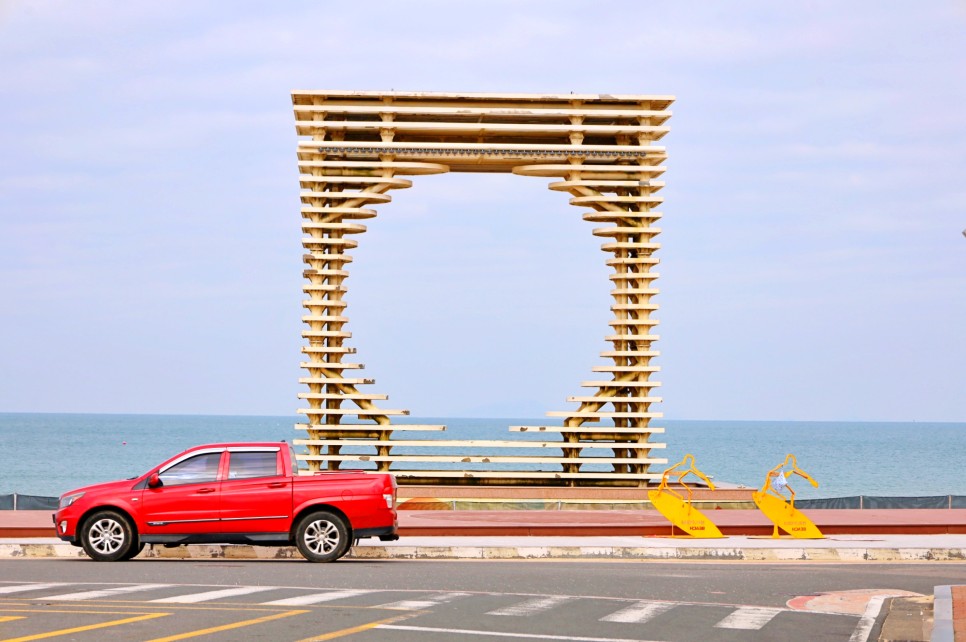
268;482;286;488
197;488;216;494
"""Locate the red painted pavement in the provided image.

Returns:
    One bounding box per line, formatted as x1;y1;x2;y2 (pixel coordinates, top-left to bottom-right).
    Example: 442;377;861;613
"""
10;508;966;538
953;585;966;640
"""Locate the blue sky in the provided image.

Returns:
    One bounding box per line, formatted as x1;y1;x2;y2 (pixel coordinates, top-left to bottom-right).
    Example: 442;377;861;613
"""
1;1;963;421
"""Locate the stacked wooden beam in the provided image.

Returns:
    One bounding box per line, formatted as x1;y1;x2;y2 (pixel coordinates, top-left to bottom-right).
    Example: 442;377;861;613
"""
291;91;673;486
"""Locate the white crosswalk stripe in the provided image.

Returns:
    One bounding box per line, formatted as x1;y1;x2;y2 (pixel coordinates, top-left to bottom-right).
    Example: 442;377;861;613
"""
39;584;169;601
714;606;784;630
377;591;471;610
151;586;278;603
599;600;677;623
0;583;67;595
261;589;374;606
487;596;575;617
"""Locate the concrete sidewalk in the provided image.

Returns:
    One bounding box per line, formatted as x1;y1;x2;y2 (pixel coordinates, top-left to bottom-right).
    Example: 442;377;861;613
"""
3;533;966;562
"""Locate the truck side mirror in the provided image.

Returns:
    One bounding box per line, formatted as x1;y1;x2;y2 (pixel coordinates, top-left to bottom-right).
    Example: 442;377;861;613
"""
147;473;162;488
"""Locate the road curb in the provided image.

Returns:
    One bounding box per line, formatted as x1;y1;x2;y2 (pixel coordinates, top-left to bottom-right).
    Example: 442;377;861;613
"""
3;542;966;561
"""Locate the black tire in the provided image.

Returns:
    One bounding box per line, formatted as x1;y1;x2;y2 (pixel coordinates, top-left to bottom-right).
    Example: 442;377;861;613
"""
80;510;136;562
119;542;146;561
294;511;349;562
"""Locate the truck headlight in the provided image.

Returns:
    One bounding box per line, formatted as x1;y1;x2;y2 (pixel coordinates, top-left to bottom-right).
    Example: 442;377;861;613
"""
59;492;85;509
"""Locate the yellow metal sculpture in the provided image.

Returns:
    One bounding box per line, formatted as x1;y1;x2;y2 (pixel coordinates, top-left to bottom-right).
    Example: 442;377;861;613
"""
753;454;824;539
647;454;724;538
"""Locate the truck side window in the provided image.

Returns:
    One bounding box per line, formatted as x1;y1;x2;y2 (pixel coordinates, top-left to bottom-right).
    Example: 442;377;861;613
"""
228;451;279;480
158;453;222;487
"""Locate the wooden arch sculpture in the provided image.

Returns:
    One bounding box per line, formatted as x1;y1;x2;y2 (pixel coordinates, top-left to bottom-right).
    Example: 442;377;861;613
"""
291;90;673;487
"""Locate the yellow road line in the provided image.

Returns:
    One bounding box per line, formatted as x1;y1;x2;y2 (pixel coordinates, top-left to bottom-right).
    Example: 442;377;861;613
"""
0;612;169;642
144;609;308;642
298;613;416;641
0;617;25;623
0;609;157;615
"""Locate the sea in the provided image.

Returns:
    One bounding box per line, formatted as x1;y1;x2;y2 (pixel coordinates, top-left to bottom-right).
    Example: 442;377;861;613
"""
1;413;963;500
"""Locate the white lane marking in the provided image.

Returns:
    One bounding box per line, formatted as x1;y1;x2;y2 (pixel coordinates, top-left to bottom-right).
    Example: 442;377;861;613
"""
849;595;891;642
714;606;783;630
379;624;666;642
40;584;169;601
600;600;677;623
377;591;471;611
151;586;277;603
0;583;67;594
261;589;373;606
487;595;575;617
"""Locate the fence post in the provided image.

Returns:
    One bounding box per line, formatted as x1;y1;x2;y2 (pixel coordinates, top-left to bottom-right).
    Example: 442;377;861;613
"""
12;493;16;511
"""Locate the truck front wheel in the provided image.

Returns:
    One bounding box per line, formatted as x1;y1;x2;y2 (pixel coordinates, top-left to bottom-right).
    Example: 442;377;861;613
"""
295;511;349;562
80;510;137;562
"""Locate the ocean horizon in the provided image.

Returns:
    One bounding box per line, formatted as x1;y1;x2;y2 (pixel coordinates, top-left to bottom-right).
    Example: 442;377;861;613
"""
1;412;963;499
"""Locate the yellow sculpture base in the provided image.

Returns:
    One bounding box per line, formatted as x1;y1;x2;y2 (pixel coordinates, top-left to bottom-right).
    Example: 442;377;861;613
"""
648;490;724;538
752;492;824;539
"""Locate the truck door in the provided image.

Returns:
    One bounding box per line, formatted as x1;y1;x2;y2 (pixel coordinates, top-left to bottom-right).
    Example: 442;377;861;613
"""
219;447;292;534
140;449;224;535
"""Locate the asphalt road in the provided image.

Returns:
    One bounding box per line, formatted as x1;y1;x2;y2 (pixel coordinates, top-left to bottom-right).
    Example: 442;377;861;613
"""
0;559;961;641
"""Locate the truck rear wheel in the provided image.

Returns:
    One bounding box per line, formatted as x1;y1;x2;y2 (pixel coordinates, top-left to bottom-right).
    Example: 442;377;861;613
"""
295;511;349;562
80;510;136;562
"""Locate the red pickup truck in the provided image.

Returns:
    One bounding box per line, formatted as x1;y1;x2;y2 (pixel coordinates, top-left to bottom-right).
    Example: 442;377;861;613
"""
53;442;398;562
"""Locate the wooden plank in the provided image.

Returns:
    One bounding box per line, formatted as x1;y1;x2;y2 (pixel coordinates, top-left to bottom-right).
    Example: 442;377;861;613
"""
297;160;449;175
303;454;664;465
387;470;663;480
551;179;667;190
297;408;410;416
591;366;660;373
566;396;661;403
603;334;660;342
297;393;389;401
545;411;661;419
295;119;670;137
291;89;674;103
299;363;364;370
298;140;666;155
299;176;413;187
292;439;629;449
514;164;667;178
297;377;375;385
294;104;671;119
579;380;660;388
294;424;446;431
510;425;665;434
